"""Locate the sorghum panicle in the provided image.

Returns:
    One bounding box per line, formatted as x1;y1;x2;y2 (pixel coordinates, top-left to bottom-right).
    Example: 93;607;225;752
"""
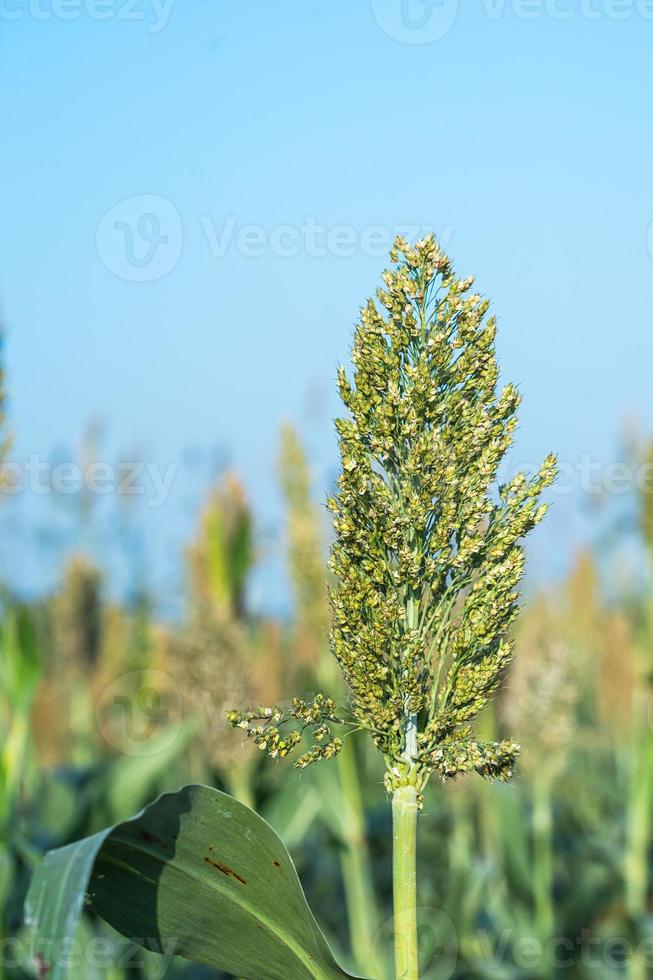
230;235;556;799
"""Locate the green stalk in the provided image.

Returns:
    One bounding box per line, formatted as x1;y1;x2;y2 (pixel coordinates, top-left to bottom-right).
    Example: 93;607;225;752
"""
625;728;651;919
336;738;381;975
226;762;256;811
392;784;419;980
317;654;381;974
624;639;653;980
392;710;420;980
532;774;554;944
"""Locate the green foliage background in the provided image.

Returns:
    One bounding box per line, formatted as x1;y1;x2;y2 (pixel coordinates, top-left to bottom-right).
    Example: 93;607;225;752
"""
1;403;653;978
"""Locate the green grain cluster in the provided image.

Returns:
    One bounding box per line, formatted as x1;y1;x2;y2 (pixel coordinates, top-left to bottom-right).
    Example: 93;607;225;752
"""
230;236;556;799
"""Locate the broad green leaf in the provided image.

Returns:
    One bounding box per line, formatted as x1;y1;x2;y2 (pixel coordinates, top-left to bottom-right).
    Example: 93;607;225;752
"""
25;785;370;980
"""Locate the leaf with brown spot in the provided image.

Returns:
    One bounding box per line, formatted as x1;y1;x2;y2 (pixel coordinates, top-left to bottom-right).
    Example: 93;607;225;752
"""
204;857;247;885
25;785;371;980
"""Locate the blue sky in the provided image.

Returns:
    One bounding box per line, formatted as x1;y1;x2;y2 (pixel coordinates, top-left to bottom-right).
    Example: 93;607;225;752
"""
1;1;652;610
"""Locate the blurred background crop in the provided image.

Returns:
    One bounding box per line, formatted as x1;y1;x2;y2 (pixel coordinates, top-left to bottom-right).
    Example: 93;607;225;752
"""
1;2;653;978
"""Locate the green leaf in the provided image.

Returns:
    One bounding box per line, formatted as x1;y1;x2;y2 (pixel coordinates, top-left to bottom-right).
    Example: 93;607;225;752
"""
25;784;369;980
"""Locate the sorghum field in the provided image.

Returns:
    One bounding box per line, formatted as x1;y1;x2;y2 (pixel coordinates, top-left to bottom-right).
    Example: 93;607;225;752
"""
1;332;652;977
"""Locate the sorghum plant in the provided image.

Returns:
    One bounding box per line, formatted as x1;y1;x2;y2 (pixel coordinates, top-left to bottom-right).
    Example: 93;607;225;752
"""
231;235;556;978
27;236;556;980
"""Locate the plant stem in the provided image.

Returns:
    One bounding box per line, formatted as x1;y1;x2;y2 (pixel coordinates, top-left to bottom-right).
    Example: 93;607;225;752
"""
624;632;653;980
392;784;419;980
226;763;255;811
336;738;381;976
625;726;651;920
532;774;554;944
